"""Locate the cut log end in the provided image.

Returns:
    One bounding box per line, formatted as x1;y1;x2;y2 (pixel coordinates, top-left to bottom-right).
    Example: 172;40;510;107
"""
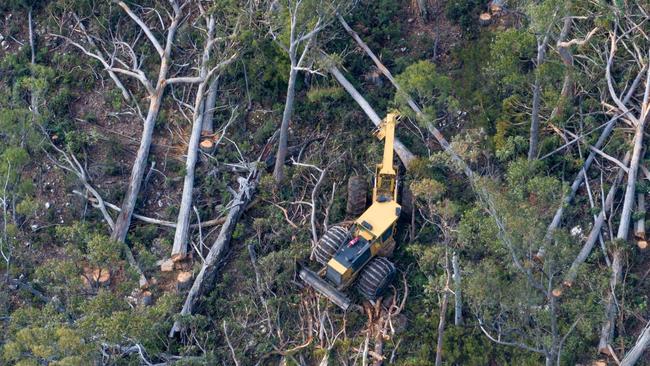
199;139;214;150
176;271;193;292
160;258;175;272
552;288;563;297
479;13;492;26
638;240;648;249
592;361;608;366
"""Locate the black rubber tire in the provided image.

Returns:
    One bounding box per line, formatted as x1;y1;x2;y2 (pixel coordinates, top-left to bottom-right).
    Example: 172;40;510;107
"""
357;257;396;300
313;225;349;265
399;182;413;218
346;176;368;218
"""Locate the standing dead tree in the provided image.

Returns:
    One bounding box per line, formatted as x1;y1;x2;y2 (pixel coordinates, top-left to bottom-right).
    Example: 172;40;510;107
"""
268;0;349;183
598;19;650;356
170;4;240;260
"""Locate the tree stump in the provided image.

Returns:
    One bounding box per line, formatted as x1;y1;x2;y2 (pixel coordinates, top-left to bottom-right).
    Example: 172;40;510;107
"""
176;271;193;292
479;13;492;26
159;258;175;272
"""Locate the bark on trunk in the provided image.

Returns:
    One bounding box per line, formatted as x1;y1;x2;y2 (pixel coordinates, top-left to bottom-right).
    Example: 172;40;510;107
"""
599;249;623;354
111;92;162;243
273;67;298;183
169;168;259;337
550;17;574;121
620;321;650;366
452;252;462;326
435;290;449;366
328;65;415;167
171;84;209;259
528;36;548;161
202;76;220;135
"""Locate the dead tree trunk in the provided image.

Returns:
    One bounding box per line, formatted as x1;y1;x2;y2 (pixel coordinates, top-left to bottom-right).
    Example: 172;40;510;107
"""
270;1;325;183
528;31;551;160
171;12;238;259
273;66;298;182
328;65;415;167
452;252;462;326
110;1;183;243
200;76;220;152
169;168;260;337
620;321;650;366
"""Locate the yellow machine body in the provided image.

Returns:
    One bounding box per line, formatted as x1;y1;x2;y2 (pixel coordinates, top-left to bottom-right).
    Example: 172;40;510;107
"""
324;113;401;287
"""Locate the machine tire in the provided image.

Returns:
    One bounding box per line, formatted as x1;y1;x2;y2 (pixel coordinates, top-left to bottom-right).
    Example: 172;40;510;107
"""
357;257;396;300
313;225;349;265
399;182;414;218
346;176;367;218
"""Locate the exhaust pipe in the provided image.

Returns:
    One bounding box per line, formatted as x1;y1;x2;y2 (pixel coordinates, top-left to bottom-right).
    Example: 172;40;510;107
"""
299;267;351;311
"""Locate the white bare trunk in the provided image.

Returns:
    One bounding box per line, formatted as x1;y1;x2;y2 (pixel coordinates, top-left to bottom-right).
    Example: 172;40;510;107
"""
171;84;210;259
111;94;162;243
528;36;548;161
452;252;462;326
618;123;646;240
273;66;298;182
621;322;650;366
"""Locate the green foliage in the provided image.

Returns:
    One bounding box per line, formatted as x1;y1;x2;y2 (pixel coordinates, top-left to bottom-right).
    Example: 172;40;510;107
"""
446;0;482;34
393;61;452;125
488;29;536;91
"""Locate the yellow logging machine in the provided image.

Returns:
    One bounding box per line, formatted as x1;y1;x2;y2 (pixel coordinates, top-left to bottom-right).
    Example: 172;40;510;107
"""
299;113;402;310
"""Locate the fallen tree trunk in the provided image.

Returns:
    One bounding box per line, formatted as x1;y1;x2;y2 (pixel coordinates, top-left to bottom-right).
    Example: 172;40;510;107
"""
169;167;260;337
328;65;415;168
620;321;650;366
555;151;630;294
110;1;183;244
